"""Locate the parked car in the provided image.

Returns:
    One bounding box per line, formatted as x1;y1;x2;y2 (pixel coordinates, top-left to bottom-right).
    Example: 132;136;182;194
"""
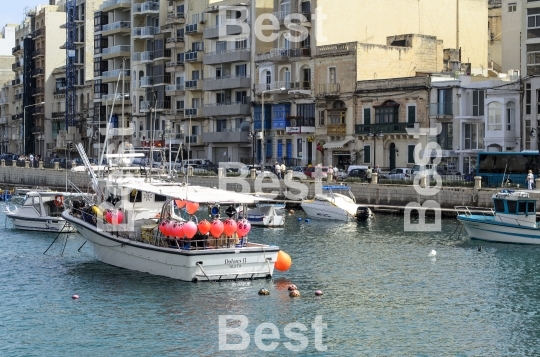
238;165;273;177
347;168;368;181
334;169;348;181
290;166;305;173
381;168;411;180
411;164;438;177
303;166;329;179
0;153;19;161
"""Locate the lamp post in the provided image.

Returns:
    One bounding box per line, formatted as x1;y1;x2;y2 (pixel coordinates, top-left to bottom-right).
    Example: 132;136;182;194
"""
248;131;259;166
260;87;286;166
367;129;384;168
23;101;45;155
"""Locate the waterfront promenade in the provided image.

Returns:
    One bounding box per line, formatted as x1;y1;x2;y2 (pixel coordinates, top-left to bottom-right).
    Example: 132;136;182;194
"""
0;163;533;210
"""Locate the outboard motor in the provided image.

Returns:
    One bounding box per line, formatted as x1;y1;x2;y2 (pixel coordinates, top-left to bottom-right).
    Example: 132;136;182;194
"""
356;206;370;221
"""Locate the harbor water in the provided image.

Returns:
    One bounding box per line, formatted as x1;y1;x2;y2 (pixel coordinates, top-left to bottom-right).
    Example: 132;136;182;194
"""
1;210;540;356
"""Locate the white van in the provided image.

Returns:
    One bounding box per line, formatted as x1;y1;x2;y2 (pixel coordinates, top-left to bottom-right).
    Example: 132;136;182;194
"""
411;164;438;176
347;165;369;174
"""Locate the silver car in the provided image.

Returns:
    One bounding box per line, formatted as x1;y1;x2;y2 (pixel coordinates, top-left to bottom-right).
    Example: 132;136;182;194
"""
382;168;411;180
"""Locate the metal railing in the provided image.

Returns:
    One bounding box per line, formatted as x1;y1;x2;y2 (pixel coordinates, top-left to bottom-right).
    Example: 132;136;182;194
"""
354;122;418;135
132;27;159;37
102;69;131;79
102;45;131;56
429;102;453;116
132;1;160;14
99;0;130;10
286;117;315;127
165;84;185;92
102;21;131;33
133;51;154;62
317;83;341;95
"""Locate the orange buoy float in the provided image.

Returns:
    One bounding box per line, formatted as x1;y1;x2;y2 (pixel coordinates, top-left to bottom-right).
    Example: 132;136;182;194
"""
210;219;224;238
172;222;184;239
175;199;186;208
223;219;237;237
185;201;200;215
197;220;211;235
237;219;251;238
54;195;64;207
183;221;198;239
274;251;292;272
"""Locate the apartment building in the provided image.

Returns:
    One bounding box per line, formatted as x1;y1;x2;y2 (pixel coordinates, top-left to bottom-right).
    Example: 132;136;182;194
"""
0;82;15;154
501;0;521;72
93;0;133;158
0;25;16;154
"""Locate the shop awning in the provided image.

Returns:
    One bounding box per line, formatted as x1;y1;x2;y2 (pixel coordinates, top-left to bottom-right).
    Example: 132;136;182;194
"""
323;137;354;150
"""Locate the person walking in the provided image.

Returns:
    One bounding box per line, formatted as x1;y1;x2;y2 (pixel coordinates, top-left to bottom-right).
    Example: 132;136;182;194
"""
527;169;535;190
280;162;286;180
274;161;281;180
366;166;373;183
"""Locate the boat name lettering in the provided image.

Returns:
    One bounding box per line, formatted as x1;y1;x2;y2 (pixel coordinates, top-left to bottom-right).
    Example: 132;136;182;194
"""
225;258;247;268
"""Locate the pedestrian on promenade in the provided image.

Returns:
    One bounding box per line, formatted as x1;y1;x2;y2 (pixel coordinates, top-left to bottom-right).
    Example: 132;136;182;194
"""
275;161;281;180
527;169;535;190
366;166;372;183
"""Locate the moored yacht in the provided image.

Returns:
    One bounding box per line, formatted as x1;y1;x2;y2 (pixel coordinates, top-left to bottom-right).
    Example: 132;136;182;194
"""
301;185;373;222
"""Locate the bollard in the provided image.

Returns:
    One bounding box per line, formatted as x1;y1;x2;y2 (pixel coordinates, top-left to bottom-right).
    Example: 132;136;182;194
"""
218;167;224;178
536;178;540;190
286;169;293;181
188;166;194;177
419;174;427;188
24;160;30;168
250;168;256;179
54;161;60;170
12;160;16;167
474;176;482;190
0;159;4;167
372;172;378;184
39;161;43;170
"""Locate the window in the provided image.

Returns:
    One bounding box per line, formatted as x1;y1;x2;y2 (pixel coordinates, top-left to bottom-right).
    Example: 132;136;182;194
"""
488;102;503;130
528;8;540;39
526;83;532;114
329;67;336;84
363;107;371;125
408;145;415;163
217;119;227;132
329;111;345;125
438;123;453;150
297;104;315;125
375;100;399;123
494;199;505;213
265;70;272;88
176;100;184;110
507;200;517;214
472;90;484;116
280;0;291;14
216;41;226;53
363;145;371;164
407;105;416;123
463;123;485;150
192;70;200;80
235;39;247;49
508;3;517;12
507;102;515;131
318;110;325;126
235;64;247;77
297;138;302;157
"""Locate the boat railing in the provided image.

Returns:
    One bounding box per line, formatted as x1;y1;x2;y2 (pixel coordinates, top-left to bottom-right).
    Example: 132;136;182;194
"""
493;214;537;227
455;206;495;218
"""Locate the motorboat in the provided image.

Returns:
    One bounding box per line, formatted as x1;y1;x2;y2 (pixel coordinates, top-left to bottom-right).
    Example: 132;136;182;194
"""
240;204;285;227
456;190;540;244
62;179;281;282
4;191;90;232
301;185;373;222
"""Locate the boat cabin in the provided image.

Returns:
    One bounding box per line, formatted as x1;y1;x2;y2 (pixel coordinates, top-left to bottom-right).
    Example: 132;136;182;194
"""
492;190;538;227
321;185;356;203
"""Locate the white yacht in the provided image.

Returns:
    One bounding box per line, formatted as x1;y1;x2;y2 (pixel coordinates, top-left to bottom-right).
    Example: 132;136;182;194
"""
301;185;373;222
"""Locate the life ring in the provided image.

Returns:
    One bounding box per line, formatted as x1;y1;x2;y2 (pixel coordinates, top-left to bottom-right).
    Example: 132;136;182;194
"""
54;195;64;207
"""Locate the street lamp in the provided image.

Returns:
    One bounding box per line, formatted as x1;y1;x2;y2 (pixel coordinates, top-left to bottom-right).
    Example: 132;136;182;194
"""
260;87;286;166
367;129;384;168
248;130;260;167
23;101;45;155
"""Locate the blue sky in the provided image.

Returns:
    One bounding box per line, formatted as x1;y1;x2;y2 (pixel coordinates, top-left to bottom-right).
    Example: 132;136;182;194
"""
1;1;53;30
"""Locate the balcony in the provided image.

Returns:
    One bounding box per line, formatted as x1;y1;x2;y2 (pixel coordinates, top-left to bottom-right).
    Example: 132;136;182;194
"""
165;84;185;95
133;51;154;63
153;49;171;61
202;129;250;143
34;28;45;38
52;111;65;119
184;108;198;117
165;36;185;49
102;69;130;82
101;21;131;36
290;81;312;92
285;117;315;134
33;87;44;96
140;76;154;88
203;75;250;91
32;126;43;134
166;13;185;24
185;80;200;90
14;93;22;101
12;114;22;121
54;87;66;95
326;124;346;135
203;48;250;65
203;22;244;39
165;60;184;72
354;122;419;135
12;62;21;71
109;127;135;137
255;81;290;94
429;103;453;117
0;97;6;105
185;23;200;34
153;74;171;86
185;135;201;145
102;45;130;60
0;116;7;124
139;100;171;112
102;93;130;102
99;0;131;11
32;48;44;58
32;67;44;77
317;83;341;97
203;101;251;117
255;48;291;62
132;1;160;15
132;26;159;39
12;45;21;55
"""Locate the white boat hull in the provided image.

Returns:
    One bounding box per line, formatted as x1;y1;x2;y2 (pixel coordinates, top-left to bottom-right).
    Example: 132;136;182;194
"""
6;214;76;232
63;212;279;282
458;216;540;244
301;202;350;221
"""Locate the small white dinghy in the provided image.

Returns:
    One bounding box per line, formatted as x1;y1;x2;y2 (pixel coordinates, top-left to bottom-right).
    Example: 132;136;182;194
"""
242;205;285;227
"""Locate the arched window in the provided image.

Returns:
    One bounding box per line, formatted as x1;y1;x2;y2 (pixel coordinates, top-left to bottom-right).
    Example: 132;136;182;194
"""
280;0;291;14
262;70;272;90
281;67;291;88
374;100;399;123
333;100;346;108
280;33;290;50
488;102;503;131
139;96;144;112
300;0;311;14
506;102;515;131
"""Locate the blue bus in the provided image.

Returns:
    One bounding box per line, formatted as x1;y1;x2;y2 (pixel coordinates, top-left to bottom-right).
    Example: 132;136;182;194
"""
477;151;540;188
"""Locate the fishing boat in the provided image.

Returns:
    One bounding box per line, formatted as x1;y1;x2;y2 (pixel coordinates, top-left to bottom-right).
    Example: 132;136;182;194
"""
4;191;90;232
62;179;281;282
240;204;285;227
301;185;373;222
456;190;540;244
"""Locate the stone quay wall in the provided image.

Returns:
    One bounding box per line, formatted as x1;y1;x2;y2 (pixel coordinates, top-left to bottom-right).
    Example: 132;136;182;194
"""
1;165;537;210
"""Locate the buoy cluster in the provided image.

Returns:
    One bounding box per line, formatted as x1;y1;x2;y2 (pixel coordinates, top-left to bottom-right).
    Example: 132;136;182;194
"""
158;218;252;239
104;210;124;225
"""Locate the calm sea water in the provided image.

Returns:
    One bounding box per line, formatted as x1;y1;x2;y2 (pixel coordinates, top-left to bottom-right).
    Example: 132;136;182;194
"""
1;209;540;357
